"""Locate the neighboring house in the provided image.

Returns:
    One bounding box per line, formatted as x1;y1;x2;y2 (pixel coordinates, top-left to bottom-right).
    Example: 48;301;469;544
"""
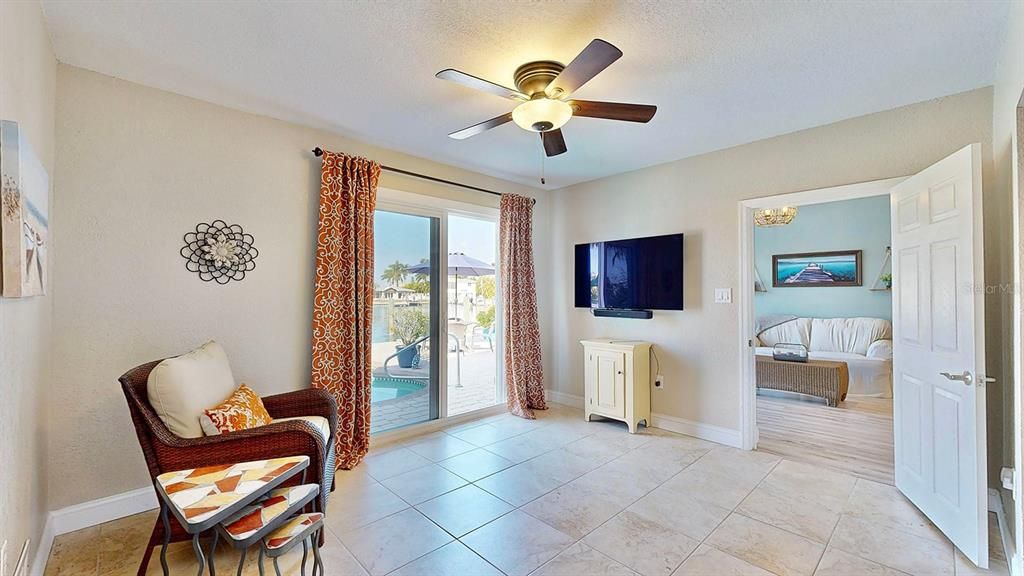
375;286;416;300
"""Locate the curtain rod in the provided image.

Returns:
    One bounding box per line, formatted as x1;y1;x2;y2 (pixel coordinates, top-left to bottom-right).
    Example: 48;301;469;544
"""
312;147;534;204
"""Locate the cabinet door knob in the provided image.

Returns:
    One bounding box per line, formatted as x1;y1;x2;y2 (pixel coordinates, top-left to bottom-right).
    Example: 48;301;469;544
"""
617;371;623;374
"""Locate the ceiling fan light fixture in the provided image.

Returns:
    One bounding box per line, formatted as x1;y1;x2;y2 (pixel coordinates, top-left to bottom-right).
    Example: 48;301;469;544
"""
512;98;572;132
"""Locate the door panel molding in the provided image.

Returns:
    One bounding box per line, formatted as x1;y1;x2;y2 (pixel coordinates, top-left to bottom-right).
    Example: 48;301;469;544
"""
891;143;987;567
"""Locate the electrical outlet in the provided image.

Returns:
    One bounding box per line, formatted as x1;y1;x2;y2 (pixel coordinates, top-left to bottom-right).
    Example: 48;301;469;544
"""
654;374;664;388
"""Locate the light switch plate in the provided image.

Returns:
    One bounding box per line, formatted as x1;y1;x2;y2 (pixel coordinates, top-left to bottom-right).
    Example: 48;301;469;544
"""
714;288;733;304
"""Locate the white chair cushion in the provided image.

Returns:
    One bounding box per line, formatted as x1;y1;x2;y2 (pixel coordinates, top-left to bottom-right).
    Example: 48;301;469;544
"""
809;318;892;355
147;341;237;438
757;318;812;348
273;416;330;441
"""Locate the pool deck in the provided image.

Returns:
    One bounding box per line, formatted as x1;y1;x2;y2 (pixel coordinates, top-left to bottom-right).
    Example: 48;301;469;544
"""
371;339;498;433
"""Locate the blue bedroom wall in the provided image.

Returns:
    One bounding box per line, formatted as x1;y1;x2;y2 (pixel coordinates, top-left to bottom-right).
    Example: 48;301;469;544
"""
754;195;892;320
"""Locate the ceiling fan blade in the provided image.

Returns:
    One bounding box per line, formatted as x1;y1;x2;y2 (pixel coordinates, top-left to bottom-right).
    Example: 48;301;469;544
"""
448;112;514;140
436;69;528;101
569;100;657;123
540;129;567;157
545;39;623;98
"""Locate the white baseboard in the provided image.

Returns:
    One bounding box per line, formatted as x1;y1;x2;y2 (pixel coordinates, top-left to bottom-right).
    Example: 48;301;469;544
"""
545;389;584;408
28;522;52;576
31;487;157;576
650;412;744;448
544;389;743;448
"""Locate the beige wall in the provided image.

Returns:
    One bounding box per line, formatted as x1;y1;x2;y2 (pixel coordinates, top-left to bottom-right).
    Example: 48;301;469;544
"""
0;0;55;568
993;0;1024;549
548;88;997;446
50;65;548;508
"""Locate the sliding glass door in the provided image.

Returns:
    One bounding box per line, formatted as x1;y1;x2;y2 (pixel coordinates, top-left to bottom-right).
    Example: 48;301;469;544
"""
446;214;500;416
370;191;503;434
370;210;440;433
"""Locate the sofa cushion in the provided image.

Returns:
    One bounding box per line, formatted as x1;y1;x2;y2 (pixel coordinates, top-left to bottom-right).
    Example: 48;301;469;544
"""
809;318;892;355
273;416;330;441
757;317;812;348
147;341;237;438
200;384;274;436
866;339;893;360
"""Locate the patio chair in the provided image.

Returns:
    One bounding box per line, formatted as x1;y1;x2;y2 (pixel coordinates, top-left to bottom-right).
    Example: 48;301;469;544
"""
120;358;337;575
481;325;495;351
447;320;470;353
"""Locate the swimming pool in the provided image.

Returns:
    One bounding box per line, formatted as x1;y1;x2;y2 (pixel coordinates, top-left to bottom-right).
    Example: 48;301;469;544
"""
371;377;426;403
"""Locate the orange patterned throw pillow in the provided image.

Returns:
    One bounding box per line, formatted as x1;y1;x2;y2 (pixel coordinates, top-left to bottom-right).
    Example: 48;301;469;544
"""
199;384;273;435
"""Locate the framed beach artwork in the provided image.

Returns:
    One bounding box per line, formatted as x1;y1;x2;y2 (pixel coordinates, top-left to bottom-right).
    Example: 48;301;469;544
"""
1;120;49;297
772;250;862;287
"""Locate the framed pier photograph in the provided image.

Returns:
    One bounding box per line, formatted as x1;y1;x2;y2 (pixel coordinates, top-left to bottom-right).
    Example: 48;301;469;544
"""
772;250;862;287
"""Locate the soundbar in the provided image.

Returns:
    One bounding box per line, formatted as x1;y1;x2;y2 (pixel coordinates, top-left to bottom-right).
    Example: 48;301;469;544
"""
592;308;653;319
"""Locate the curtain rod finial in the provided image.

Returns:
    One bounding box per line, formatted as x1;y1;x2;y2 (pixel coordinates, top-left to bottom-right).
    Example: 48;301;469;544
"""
312;147;324;157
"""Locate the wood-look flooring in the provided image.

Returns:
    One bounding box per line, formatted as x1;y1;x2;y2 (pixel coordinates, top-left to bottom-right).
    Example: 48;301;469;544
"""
756;392;895;485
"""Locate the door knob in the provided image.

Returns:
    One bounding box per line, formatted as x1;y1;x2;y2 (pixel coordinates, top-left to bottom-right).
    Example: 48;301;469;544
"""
940;371;973;386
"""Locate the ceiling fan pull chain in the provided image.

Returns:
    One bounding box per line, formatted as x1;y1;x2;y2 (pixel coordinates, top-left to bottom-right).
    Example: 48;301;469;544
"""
540;149;546;185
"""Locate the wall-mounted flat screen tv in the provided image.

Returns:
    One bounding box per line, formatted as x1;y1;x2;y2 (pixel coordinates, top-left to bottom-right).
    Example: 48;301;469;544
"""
574;233;684;311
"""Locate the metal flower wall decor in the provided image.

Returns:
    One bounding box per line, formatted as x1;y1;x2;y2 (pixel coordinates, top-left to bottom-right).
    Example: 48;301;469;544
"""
181;220;258;284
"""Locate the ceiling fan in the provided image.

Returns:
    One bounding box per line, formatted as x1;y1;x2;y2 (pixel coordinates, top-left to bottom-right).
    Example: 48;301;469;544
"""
437;39;657;157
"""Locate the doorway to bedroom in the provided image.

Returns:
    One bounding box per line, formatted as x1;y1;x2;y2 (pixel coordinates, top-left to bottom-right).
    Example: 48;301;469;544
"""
748;186;896;484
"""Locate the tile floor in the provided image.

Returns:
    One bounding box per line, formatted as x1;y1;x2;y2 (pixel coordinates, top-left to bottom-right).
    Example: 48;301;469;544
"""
45;404;1007;576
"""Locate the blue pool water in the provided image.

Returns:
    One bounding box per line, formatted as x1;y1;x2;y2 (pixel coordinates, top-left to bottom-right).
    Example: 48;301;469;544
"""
372;304;391;343
371;377;425;403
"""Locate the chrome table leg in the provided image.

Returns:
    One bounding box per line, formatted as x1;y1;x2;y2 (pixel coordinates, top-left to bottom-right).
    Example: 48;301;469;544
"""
208;530;219;576
191;533;205;576
159;505;171;576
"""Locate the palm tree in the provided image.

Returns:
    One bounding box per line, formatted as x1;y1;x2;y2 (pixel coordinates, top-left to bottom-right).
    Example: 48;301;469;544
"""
381;261;409;287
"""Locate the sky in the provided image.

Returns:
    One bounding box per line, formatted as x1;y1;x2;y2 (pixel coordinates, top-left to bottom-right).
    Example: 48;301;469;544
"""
373;211;496;285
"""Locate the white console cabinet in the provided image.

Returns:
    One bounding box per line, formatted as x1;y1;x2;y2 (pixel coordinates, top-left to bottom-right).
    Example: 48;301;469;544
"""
580;339;651;433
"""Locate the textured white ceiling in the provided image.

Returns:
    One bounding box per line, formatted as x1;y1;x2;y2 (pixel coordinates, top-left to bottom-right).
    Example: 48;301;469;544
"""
41;0;1009;189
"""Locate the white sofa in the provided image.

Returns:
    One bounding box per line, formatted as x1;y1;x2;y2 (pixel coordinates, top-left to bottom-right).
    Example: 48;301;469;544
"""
755;317;893;397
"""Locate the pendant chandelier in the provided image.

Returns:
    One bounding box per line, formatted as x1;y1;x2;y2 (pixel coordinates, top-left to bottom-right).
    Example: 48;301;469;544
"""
754;206;798;227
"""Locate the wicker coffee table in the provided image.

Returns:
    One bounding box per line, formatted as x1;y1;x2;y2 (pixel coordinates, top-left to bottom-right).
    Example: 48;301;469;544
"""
756;356;849;407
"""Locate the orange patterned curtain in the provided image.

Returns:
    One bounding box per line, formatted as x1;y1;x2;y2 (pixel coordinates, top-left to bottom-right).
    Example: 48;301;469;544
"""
499;194;547;418
312;150;380;469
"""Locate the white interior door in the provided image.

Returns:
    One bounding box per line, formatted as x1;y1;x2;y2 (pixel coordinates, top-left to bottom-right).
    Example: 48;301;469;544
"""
890;143;989;567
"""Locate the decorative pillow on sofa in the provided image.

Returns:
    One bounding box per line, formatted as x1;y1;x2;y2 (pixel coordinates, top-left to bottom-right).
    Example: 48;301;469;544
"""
147;340;237;438
200;384;273;436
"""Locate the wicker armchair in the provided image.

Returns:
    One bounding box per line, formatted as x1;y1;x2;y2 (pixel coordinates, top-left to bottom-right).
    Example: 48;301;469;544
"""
119;359;338;575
